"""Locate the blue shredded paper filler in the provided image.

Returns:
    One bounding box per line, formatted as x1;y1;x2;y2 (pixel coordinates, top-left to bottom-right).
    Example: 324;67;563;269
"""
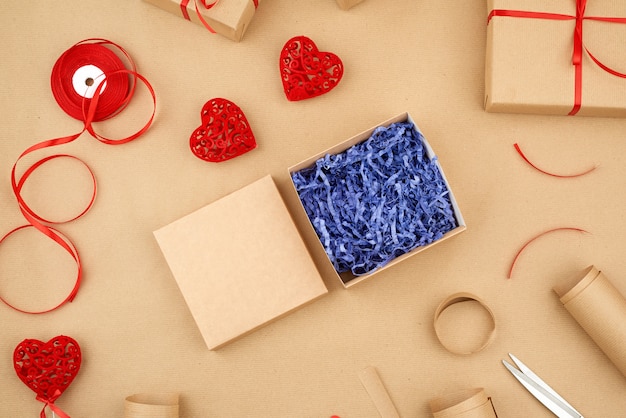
291;121;458;276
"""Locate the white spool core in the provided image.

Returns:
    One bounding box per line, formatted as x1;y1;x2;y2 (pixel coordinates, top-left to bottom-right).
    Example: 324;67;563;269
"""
72;64;107;98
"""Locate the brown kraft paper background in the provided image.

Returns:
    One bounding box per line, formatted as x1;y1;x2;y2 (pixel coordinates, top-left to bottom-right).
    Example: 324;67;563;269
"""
2;0;626;416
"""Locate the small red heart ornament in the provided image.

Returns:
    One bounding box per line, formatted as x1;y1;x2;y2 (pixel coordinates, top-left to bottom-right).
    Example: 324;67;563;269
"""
190;98;257;162
279;35;344;101
13;335;81;409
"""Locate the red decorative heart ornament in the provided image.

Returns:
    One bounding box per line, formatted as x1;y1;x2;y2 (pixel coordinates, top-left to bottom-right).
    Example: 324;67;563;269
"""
13;335;81;417
279;35;344;101
190;98;257;162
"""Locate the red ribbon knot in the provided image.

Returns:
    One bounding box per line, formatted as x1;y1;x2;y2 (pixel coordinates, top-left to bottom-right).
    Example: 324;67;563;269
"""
36;389;71;418
179;0;219;33
572;1;584;65
487;0;626;115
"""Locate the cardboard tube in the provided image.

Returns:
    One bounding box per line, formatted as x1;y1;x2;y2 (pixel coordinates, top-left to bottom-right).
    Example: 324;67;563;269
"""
434;293;496;355
554;266;626;378
124;393;179;418
430;388;498;418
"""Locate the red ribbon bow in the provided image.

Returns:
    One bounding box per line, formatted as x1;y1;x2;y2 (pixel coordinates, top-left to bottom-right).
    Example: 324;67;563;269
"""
36;390;70;418
179;0;258;34
179;0;218;33
488;0;626;115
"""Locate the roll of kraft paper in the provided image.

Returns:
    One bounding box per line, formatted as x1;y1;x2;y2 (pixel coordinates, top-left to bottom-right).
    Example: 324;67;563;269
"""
125;393;179;418
430;388;498;418
554;265;626;378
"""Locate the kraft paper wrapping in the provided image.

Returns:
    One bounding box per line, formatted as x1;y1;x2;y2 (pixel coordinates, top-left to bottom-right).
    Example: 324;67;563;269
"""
430;388;498;418
124;393;179;418
554;266;626;378
485;0;626;117
6;0;626;416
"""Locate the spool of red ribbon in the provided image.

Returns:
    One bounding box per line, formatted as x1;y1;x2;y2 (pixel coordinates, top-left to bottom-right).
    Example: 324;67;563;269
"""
0;38;155;314
51;41;131;121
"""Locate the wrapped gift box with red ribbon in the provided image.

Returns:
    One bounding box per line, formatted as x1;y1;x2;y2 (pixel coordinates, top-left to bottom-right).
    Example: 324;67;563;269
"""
336;0;365;11
485;0;626;117
143;0;261;42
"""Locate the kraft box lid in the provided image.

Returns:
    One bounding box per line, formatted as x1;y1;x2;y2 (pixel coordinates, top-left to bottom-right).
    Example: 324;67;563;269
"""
153;175;328;350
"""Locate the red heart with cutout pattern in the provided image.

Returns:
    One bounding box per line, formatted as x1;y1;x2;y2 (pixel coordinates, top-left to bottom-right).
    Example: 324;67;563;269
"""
13;335;82;401
279;35;344;101
190;98;257;162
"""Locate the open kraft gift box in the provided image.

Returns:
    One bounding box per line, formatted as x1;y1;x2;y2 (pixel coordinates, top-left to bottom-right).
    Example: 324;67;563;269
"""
142;0;261;42
485;0;626;117
154;112;466;350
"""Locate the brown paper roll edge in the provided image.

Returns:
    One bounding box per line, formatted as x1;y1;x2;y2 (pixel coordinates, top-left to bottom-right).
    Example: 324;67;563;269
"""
553;265;626;378
124;392;180;418
434;292;496;355
553;265;600;304
430;388;498;418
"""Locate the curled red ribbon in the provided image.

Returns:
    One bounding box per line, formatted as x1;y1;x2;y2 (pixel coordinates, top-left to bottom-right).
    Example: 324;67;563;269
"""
0;39;156;314
488;0;626;115
508;227;589;279
513;143;596;178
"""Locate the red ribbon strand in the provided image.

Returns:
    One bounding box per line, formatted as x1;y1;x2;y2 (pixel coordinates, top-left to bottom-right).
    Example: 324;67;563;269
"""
0;38;155;314
513;143;596;178
508;227;589;279
179;0;218;33
36;390;70;418
488;0;626;115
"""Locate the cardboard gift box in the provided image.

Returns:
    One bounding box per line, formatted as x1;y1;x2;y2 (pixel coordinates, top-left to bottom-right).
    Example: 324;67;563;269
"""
154;113;464;349
336;0;365;11
289;112;466;288
485;0;626;117
154;176;328;350
143;0;261;42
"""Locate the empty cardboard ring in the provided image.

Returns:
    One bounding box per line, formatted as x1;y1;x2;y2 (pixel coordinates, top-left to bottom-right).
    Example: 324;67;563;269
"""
434;293;496;355
430;388;498;418
124;393;179;418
